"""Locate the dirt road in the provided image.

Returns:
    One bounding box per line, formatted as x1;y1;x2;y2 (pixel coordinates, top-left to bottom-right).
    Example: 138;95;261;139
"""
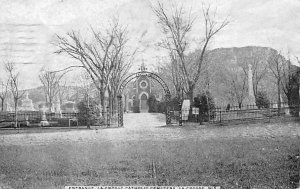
0;113;299;146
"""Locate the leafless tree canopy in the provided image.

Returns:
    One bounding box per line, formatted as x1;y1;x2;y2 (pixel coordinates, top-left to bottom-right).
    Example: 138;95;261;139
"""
55;20;134;109
153;2;229;103
5;62;25;128
39;70;68;112
169;51;184;98
0;78;9;111
268;51;297;104
226;67;247;107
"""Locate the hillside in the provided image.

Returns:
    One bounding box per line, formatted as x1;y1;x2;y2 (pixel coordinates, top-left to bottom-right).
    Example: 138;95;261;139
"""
24;46;297;107
25;85;82;104
192;46;295;106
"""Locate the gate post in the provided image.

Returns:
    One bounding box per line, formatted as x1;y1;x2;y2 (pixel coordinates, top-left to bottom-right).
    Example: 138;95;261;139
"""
106;106;110;127
117;95;123;127
165;94;171;125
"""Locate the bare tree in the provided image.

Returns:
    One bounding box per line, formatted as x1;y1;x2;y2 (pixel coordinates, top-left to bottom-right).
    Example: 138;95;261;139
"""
169;51;185;98
39;70;68;112
153;2;229;104
108;49;133;113
250;57;268;100
55;20;132;111
267;50;285;113
5;62;25;128
225;67;247;108
157;43;185;99
78;70;94;104
281;56;299;104
104;25;135;113
267;51;300;114
154;59;178;97
0;79;9;111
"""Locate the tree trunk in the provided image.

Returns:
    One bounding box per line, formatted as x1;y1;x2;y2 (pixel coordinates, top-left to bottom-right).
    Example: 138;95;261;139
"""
187;82;195;106
277;80;281;116
176;88;181;99
50;100;53;113
1;99;4;111
14;100;18;129
99;90;105;114
289;75;300;117
186;83;195;121
109;93;112;112
238;102;242;109
45;94;48;104
111;93;117;115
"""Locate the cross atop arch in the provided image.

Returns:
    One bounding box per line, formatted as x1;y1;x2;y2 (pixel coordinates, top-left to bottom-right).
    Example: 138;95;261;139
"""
138;60;147;72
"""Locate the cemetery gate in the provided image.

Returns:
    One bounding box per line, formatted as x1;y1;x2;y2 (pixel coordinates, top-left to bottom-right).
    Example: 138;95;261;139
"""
117;71;172;127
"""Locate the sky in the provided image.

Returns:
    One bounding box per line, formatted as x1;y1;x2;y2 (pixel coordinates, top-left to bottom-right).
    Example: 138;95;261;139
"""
0;0;300;89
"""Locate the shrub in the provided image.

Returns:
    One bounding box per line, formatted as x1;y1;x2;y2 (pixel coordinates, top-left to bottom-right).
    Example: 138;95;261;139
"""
157;101;166;113
256;91;270;109
155;96;182;113
194;91;215;122
170;97;182;111
56;118;77;127
132;99;140;113
147;95;158;112
77;98;102;127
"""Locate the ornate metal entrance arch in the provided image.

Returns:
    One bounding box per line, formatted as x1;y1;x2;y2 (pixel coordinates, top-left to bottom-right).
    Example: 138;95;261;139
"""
117;71;171;127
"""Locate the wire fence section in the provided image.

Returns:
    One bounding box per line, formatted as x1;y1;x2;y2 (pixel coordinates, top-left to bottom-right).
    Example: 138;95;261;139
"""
0;110;119;128
210;102;298;123
169;102;299;125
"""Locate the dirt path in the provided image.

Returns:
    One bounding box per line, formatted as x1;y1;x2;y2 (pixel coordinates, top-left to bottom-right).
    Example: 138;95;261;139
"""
0;113;300;146
124;112;166;129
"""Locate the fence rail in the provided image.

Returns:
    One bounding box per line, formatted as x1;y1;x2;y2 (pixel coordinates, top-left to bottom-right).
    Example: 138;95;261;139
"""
169;102;300;125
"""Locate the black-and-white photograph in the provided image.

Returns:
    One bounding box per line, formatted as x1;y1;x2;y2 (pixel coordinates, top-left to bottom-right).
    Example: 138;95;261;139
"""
0;0;300;188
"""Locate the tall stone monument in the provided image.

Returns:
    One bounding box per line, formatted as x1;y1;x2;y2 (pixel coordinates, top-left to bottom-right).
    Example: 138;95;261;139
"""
248;64;256;105
20;91;35;111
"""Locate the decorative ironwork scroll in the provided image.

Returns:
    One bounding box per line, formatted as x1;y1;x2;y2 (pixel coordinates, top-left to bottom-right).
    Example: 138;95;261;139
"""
165;94;171;125
117;95;123;127
118;71;171;96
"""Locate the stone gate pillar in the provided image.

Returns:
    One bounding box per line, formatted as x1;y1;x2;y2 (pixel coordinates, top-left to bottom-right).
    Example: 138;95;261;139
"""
117;95;123;127
165;94;171;125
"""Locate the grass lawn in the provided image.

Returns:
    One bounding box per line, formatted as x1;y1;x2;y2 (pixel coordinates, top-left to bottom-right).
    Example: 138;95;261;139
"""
0;122;300;189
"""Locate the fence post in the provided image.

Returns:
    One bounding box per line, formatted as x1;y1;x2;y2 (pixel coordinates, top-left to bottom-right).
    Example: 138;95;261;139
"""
298;155;300;188
268;104;271;123
219;109;222;123
208;107;211;122
179;100;183;126
165;94;172;125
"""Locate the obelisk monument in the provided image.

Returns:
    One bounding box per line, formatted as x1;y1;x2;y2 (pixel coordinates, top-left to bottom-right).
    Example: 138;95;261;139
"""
248;64;256;105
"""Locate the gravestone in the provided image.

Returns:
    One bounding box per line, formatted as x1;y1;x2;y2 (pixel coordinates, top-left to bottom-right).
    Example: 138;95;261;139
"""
39;105;49;126
181;99;190;121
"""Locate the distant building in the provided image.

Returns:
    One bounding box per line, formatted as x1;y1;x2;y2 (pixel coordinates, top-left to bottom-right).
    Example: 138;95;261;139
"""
20;91;35;111
61;101;77;113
